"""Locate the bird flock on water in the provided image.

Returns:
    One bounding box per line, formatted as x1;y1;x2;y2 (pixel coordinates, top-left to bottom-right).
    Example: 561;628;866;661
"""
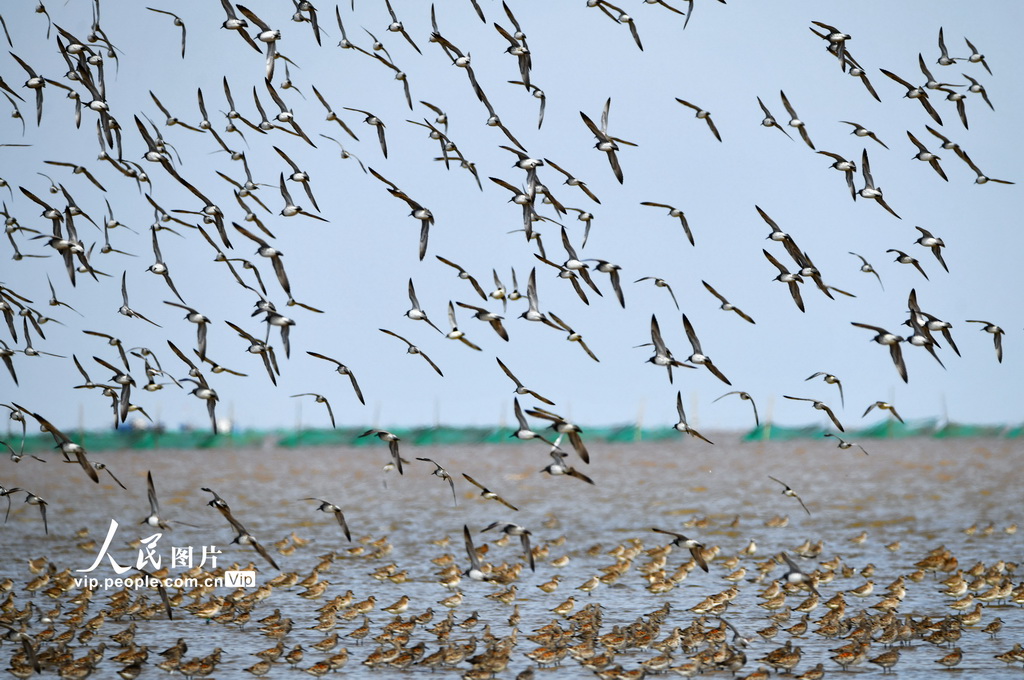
0;0;1021;677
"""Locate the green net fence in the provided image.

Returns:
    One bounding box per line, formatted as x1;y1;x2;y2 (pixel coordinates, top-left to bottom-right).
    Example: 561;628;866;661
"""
9;418;1021;453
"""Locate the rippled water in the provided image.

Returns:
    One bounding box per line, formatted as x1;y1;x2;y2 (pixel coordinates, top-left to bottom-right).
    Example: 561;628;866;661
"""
2;435;1021;677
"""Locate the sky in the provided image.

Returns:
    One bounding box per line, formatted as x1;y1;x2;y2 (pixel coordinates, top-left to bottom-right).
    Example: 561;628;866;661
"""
1;1;1021;434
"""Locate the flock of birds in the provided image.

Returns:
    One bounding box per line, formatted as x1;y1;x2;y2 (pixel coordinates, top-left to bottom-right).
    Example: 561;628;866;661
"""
0;0;1021;677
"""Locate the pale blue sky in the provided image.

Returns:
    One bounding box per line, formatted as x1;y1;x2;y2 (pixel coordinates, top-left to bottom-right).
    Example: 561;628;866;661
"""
1;1;1021;433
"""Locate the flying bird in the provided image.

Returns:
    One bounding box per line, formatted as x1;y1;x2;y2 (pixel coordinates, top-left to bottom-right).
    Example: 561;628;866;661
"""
541;440;595;485
416;457;458;506
805;372;844;407
511;397;555;445
783;395;845;432
141;470;171;530
651;528;709;572
840;121;888;149
301;498;351;541
887;249;929;280
291;393;335;428
118;272;161;327
849;252;884;290
436;256;487;300
863;401;904;424
236;5;281;80
445;301;483;351
19;407;99;482
824;433;868;455
816;150;857;200
713;391;759;427
702;281;755;324
757;96;792;140
224;320;280;385
674;98;721;142
961;73;993;111
780;552;820;596
496;357;555;406
913;226;948;272
19;489;49;535
681;314;731;384
164;301;211;358
306;352;365;404
544;158;601;204
383;0;422;53
359;429;404;474
907;131;948;181
964;37;992;75
525;407;590;463
406;279;443;334
851;323;908;382
859;149;901;219
958;150;1014;185
965;320;1004;363
768;476;811;516
584;260;626;308
549;312;599;362
880;68;942;125
580;98;635;184
202;487;279;570
462;473;519;511
463;524;492;581
763;250;805;312
779;90;815;149
640;201;695;246
518;268;560;329
456;302;509;341
635;276;680;310
673;391;713;444
344;108;388;157
646;315;692;383
483;522;535;571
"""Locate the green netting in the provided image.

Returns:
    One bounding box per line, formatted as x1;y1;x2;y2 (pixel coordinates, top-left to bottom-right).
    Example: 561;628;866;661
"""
11;418;1022;454
276;428;356;447
1004;425;1024;438
934;422;1015;438
483;427;516;443
742;424;822;441
852;420;931;439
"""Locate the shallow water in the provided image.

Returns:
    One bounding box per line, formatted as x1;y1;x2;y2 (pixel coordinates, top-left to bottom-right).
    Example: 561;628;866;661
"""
2;435;1021;677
